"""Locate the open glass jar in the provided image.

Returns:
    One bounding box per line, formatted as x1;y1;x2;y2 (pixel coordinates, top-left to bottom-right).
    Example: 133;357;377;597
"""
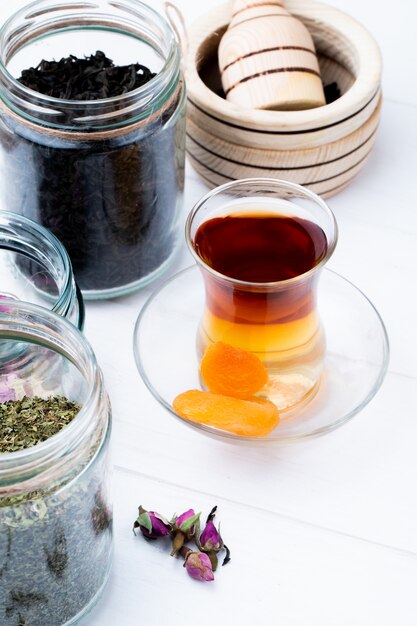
0;301;112;625
0;0;186;299
0;211;84;330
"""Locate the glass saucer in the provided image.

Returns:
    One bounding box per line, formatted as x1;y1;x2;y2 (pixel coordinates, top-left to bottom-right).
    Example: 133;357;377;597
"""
133;266;389;443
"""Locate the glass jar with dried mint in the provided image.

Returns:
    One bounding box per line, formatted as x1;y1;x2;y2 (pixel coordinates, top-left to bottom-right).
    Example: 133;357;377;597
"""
0;301;112;626
0;211;84;331
0;0;186;299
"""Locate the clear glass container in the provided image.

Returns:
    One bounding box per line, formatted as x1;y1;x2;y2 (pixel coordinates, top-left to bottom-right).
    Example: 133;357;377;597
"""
133;265;389;442
0;301;112;625
0;211;84;329
0;0;186;299
186;179;338;411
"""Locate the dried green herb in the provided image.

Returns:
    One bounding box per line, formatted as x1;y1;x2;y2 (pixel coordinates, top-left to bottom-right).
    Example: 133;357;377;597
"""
0;395;80;453
0;527;12;579
18;613;28;626
5;592;48;618
44;527;68;579
0;368;112;624
0;455;112;625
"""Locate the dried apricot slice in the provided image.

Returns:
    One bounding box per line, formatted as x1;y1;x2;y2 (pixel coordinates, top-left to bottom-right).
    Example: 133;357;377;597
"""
200;341;268;399
173;390;279;437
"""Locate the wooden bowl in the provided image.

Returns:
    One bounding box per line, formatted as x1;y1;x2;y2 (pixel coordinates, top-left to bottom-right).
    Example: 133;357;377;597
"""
185;0;382;197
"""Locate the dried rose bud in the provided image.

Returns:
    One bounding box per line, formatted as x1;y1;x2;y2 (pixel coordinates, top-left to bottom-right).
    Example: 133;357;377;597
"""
173;509;201;535
200;520;223;552
197;506;231;570
183;550;214;582
133;506;172;539
170;509;201;556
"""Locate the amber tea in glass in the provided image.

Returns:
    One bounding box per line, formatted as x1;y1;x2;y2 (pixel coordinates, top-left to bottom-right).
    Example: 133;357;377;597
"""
186;179;338;411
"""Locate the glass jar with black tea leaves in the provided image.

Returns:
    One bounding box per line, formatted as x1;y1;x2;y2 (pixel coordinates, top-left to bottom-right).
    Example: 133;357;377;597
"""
0;301;112;625
0;0;186;298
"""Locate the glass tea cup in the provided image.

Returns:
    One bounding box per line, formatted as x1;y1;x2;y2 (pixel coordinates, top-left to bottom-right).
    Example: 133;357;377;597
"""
186;179;338;411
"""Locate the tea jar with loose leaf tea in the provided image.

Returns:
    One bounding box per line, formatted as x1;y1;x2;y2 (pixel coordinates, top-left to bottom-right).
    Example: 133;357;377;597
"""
0;301;112;626
0;0;186;299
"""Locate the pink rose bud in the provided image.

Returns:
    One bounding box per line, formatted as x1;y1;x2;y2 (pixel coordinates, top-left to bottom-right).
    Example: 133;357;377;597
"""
197;507;231;570
134;506;172;539
170;509;201;556
200;520;222;552
184;551;214;582
174;509;201;534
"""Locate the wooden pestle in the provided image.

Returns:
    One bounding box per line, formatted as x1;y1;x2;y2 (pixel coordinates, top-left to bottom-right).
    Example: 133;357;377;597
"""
218;0;326;110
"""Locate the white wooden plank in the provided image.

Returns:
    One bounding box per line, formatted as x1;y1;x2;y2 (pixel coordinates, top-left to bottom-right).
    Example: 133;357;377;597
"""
83;467;417;626
0;2;416;625
84;290;417;555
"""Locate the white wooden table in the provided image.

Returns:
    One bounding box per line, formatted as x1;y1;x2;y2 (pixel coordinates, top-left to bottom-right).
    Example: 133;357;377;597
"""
2;0;417;624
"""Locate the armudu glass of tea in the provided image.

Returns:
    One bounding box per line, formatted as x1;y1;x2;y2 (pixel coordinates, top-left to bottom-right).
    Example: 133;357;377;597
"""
186;179;338;412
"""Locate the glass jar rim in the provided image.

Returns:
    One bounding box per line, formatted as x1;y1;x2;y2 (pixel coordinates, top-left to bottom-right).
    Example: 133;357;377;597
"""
0;210;81;324
185;177;339;289
0;300;105;480
0;0;181;130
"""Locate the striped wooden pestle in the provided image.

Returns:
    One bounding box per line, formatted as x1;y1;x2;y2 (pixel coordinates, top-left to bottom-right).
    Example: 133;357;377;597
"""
218;0;326;110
